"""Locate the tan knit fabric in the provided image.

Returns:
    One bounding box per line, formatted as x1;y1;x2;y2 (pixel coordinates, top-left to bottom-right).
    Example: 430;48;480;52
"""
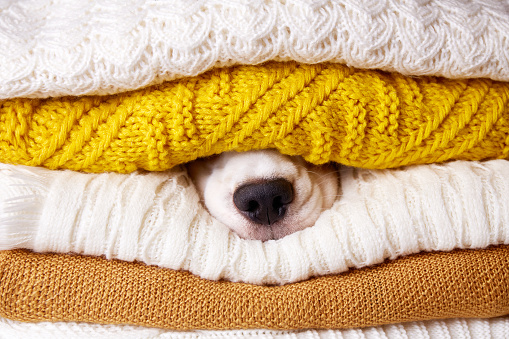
0;247;508;330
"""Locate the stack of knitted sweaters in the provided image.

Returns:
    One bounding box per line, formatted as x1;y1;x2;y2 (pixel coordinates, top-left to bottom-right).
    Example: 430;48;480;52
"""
0;1;509;338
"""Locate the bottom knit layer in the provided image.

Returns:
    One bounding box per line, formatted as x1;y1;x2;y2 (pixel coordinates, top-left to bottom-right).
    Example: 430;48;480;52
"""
1;246;508;331
1;316;509;339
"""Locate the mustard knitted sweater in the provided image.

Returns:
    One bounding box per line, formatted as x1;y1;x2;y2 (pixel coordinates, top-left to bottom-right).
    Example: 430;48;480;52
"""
1;62;508;173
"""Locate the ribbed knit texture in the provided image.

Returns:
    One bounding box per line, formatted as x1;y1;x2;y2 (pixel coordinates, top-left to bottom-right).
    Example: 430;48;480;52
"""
1;160;508;285
1;0;509;99
1;247;508;330
1;62;508;173
2;316;509;339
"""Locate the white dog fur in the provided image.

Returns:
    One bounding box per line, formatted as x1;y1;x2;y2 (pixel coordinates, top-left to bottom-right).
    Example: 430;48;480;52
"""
187;149;339;241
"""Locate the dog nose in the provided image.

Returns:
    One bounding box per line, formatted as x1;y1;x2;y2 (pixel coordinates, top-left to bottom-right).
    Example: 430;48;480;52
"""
233;179;294;226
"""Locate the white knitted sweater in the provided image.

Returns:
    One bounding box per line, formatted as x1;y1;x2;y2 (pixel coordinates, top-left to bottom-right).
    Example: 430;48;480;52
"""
1;316;508;339
1;0;508;99
1;160;508;285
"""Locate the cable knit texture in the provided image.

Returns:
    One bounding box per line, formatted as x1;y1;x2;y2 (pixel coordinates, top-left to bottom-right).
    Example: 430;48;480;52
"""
1;160;508;285
1;62;509;173
1;0;509;99
1;247;508;330
1;316;509;339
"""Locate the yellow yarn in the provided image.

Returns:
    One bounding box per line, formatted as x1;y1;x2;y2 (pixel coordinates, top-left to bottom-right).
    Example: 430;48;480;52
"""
0;62;508;173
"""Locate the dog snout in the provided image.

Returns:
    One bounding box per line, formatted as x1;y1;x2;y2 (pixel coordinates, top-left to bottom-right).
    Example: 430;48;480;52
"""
233;179;294;226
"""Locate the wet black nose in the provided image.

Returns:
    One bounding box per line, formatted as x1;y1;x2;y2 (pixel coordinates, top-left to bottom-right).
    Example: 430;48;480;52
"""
233;179;294;226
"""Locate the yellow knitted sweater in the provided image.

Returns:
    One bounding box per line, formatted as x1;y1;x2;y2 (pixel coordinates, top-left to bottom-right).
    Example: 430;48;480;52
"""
1;62;508;173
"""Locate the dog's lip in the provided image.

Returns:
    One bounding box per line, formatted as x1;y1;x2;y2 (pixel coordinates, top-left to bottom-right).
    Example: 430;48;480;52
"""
238;213;286;227
234;212;301;241
238;223;290;241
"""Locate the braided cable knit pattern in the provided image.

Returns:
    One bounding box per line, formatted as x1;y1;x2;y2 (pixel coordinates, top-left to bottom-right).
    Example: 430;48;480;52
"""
1;62;508;173
1;0;509;99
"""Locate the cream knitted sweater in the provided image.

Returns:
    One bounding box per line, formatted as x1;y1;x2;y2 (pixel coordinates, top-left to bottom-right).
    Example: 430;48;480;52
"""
1;0;508;99
1;316;509;339
1;160;508;285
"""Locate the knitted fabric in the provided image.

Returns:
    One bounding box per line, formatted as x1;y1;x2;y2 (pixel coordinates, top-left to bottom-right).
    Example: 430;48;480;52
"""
1;0;509;99
1;62;509;173
1;247;508;330
2;160;508;285
2;1;508;336
2;317;509;339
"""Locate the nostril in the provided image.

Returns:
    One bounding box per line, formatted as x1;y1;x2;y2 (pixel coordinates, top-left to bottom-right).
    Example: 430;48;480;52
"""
247;200;259;212
272;195;285;209
233;179;293;226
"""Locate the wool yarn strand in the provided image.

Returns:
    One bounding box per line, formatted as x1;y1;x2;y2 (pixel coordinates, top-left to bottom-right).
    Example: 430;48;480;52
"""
1;62;508;173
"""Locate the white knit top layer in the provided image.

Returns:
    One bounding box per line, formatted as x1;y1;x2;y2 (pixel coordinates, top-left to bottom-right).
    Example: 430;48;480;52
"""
1;160;508;285
1;0;509;99
1;316;509;339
